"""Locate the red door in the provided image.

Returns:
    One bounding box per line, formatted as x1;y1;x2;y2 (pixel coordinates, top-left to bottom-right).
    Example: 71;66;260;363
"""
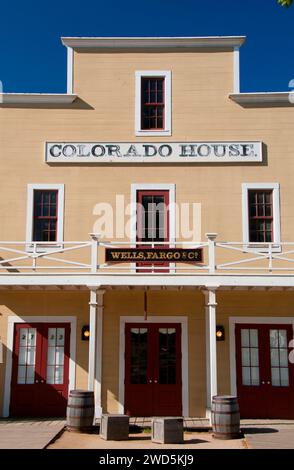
124;323;182;417
10;323;70;417
136;190;170;272
235;324;294;419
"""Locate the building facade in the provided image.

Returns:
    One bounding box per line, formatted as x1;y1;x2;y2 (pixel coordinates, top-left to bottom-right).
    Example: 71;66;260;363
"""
0;36;294;420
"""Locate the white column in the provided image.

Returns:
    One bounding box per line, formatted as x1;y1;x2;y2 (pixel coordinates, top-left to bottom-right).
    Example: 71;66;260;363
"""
94;289;105;418
234;46;240;94
88;288;97;391
203;287;218;421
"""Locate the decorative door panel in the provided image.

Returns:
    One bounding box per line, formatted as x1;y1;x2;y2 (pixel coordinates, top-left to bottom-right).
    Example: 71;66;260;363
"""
235;324;294;419
10;323;70;417
124;323;182;417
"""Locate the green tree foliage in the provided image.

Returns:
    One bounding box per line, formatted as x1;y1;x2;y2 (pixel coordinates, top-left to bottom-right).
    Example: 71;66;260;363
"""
277;0;292;7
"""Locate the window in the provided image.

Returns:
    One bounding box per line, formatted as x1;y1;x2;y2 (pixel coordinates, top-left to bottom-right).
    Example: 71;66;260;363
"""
33;190;58;242
248;190;273;243
137;191;169;243
141;77;164;130
242;183;280;247
135;71;171;136
26;184;64;246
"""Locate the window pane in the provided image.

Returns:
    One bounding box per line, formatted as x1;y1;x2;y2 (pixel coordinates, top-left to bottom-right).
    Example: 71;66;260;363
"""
26;366;35;384
241;329;249;347
271;367;280;386
48;328;56;346
280;349;288;367
251;367;260;386
250;329;258;347
17;365;26;384
270;330;279;348
280;368;289;387
242;367;251;385
278;330;287;348
130;328;148;384
241;348;250;366
250;348;259;367
271;349;280;367
46;365;55;384
57;328;65;346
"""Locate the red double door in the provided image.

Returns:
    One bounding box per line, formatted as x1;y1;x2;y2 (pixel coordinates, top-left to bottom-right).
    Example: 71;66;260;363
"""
10;323;70;417
124;323;182;417
236;323;294;419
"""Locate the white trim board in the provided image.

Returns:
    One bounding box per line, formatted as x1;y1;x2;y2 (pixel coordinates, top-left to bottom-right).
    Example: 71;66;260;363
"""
118;316;189;417
135;71;171;137
3;315;76;418
229;316;294;397
62;36;246;49
242;183;281;250
26;184;65;248
67;47;74;95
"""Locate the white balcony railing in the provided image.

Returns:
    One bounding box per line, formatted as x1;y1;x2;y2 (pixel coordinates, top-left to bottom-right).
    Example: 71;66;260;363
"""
0;234;294;275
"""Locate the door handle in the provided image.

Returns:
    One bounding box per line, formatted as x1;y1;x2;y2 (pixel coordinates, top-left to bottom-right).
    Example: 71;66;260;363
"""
154;379;158;384
149;380;153;383
40;380;45;384
35;380;39;384
267;381;271;385
261;381;265;384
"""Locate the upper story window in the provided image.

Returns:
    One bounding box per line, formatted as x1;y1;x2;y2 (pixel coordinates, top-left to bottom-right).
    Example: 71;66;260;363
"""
33;190;58;242
248;190;273;243
135;71;171;137
26;184;64;246
242;183;280;249
141;77;165;130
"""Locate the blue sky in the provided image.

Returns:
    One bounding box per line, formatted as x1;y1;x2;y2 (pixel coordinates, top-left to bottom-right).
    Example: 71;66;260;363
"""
0;0;293;93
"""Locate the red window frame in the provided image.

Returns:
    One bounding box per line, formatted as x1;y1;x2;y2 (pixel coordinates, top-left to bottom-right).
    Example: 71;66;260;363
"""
248;190;273;243
33;190;58;242
136;190;170;244
141;77;165;130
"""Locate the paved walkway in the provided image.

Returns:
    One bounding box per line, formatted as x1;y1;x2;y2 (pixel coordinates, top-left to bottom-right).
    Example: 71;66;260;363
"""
0;419;65;449
242;421;294;449
47;430;246;450
1;418;294;449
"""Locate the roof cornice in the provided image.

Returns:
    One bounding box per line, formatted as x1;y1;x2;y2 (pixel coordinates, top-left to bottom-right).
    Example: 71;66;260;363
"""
0;93;77;105
230;92;294;106
61;36;246;50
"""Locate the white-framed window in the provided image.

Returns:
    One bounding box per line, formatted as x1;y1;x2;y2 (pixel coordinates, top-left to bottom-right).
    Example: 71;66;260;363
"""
135;71;171;137
26;184;64;247
242;183;280;249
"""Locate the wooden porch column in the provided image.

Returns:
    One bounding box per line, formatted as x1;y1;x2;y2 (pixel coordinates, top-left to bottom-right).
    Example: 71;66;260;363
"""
88;287;105;418
88;287;97;392
95;289;105;418
203;287;218;422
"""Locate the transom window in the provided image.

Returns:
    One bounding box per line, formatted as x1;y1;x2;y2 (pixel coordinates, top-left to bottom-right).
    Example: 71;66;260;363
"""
248;190;273;243
141;77;165;130
33;190;58;242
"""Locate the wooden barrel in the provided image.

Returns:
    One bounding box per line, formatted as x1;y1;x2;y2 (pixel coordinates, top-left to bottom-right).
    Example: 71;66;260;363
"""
66;390;95;433
211;395;240;440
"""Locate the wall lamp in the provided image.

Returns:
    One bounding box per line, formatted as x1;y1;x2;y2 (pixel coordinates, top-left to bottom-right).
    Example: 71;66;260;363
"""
81;325;90;341
216;325;225;341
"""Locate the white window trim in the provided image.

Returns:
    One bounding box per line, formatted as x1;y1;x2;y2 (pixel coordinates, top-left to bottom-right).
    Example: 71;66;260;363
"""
229;316;294;397
242;183;281;252
118;316;189;417
26;184;65;250
135;70;171;136
3;315;76;417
